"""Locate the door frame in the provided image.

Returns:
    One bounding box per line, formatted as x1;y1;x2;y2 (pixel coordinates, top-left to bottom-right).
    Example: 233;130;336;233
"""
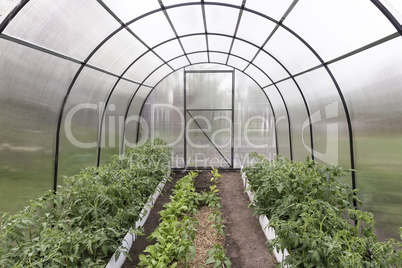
184;69;235;168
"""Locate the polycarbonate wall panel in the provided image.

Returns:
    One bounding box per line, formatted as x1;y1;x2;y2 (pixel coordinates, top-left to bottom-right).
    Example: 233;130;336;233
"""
245;0;294;21
163;0;200;5
144;65;173;87
212;0;243;5
88;30;148;74
285;0;396;62
275;80;310;162
188;52;208;64
154;40;186;62
209;52;228;65
169;56;189;70
235;71;273;166
0;1;19;24
99;80;137;165
186;72;232;109
380;0;402;24
329;37;402;240
59;68;117;179
227;56;248;71
252;51;289;82
295;68;351;170
186;110;232;168
264;27;321;74
103;0;160;23
264;86;290;159
124;52;164;83
208;35;232;52
125;86;152;148
0;40;79;214
231;40;259;61
236;11;275;47
166;5;204;36
142;71;185;168
180;35;207;54
4;0;120;61
129;12;175;48
244;64;271;87
186;64;233;72
205;5;239;36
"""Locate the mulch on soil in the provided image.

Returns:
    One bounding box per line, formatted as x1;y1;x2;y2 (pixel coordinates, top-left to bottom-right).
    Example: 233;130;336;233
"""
177;205;224;268
123;170;276;268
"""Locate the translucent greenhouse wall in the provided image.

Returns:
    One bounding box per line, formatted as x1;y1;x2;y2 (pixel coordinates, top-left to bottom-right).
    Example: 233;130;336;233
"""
0;0;402;241
140;64;274;169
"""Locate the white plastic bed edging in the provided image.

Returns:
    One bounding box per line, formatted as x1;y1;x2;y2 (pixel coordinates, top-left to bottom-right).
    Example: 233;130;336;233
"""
105;177;167;268
240;170;289;267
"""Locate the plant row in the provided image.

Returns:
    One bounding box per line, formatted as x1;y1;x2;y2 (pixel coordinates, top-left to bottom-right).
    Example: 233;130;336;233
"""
138;169;231;268
0;138;171;267
243;153;402;267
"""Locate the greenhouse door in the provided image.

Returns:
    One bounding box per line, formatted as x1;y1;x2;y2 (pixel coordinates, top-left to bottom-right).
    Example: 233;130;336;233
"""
184;70;234;169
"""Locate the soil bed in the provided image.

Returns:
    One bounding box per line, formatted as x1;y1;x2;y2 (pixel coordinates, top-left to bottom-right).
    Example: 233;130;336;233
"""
123;170;276;268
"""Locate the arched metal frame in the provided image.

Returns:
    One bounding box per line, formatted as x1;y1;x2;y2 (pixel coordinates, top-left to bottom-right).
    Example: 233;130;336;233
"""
1;0;401;195
371;0;402;35
93;28;300;164
121;47;293;160
133;62;280;158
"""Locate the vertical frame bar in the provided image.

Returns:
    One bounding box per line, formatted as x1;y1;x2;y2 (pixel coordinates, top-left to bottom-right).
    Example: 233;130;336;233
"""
231;71;235;167
184;69;187;168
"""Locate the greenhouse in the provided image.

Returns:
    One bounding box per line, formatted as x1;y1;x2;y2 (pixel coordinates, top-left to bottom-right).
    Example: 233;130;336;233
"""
1;0;402;267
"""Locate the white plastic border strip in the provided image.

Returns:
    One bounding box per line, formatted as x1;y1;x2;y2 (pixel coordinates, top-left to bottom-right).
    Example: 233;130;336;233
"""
240;170;289;267
106;177;167;268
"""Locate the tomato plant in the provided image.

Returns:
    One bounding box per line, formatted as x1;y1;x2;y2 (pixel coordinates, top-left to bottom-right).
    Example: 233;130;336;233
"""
0;139;172;267
244;153;402;267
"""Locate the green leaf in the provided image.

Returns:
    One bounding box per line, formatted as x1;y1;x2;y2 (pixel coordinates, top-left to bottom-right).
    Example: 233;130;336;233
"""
206;256;216;264
114;250;121;262
138;254;147;263
276;182;284;193
312;250;320;262
213;259;222;268
123;251;132;261
189;245;196;257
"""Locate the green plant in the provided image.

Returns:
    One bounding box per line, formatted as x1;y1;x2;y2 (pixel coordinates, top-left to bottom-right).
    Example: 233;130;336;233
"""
206;244;232;268
243;153;402;267
138;171;199;267
138;169;232;267
0;139;172;267
206;169;225;236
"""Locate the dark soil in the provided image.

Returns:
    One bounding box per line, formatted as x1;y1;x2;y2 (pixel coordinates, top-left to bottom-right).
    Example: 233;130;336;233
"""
123;170;276;268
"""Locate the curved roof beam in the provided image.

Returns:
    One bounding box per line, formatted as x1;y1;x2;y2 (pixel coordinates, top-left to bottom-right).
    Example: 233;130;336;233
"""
97;48;292;164
132;61;280;158
0;1;314;185
5;1;398;191
371;0;402;35
0;0;29;33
